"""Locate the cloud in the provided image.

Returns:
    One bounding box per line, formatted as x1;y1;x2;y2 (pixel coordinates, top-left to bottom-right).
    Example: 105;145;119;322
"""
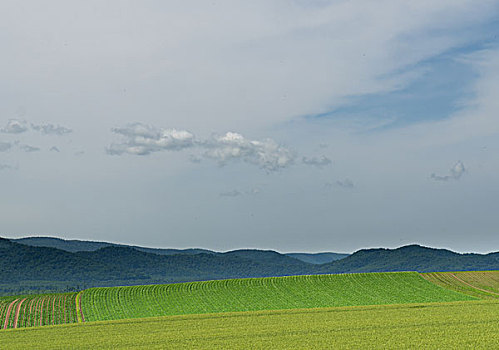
220;190;242;197
108;124;295;172
431;161;466;181
31;123;72;135
107;123;195;156
302;155;332;168
220;187;261;197
325;178;355;189
0;141;13;152
19;144;40;152
49;146;60;152
1;120;72;136
1;119;28;134
203;132;295;172
336;179;355;189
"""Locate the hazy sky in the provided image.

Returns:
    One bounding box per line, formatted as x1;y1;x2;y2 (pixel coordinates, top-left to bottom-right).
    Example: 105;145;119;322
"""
1;1;498;253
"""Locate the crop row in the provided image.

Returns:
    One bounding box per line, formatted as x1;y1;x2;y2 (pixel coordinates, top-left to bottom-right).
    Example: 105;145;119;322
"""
421;270;499;299
81;271;475;322
0;293;79;329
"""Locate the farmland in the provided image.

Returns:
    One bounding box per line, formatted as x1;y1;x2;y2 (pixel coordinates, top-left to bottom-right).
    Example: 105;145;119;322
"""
1;300;497;349
80;272;474;322
0;293;79;329
421;270;499;299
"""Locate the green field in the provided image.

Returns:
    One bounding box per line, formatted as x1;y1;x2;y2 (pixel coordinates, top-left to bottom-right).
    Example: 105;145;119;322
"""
422;271;499;299
81;272;474;322
1;300;497;349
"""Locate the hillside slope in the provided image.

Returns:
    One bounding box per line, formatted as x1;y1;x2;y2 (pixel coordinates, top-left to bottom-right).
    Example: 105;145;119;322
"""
322;245;499;273
286;252;349;264
80;272;474;322
421;271;499;299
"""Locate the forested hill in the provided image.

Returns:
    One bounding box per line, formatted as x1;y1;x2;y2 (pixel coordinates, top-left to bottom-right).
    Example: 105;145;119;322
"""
10;236;345;264
1;237;498;295
0;237;316;295
319;244;499;273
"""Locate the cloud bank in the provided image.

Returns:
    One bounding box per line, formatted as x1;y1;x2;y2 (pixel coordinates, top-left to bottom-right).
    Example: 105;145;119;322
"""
108;123;295;172
1;119;72;136
107;123;195;156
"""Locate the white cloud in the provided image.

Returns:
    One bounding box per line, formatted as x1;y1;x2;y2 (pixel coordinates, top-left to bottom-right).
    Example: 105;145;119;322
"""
107;123;195;156
31;123;72;136
1;120;72;136
108;124;295;172
302;155;332;168
204;132;295;172
431;161;466;181
1;119;28;134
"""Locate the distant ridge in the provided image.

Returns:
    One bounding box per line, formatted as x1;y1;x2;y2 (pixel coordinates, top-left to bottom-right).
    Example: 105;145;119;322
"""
1;236;497;295
286;252;349;264
319;244;499;274
11;236;213;255
10;236;347;264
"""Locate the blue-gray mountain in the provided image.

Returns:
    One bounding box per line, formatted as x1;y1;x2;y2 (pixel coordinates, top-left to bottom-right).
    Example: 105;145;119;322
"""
11;236;347;264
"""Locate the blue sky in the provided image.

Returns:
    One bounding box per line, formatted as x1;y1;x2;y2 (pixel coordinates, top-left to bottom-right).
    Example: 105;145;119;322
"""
0;1;498;253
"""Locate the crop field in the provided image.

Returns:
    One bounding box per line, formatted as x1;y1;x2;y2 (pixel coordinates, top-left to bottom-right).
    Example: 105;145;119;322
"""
421;271;499;299
80;272;474;322
0;293;79;329
1;300;497;349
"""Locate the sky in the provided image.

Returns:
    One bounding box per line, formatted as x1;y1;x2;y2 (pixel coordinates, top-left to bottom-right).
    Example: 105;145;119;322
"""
1;0;498;253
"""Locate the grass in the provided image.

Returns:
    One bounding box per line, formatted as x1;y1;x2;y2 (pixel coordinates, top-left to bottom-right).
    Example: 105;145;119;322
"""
0;300;497;349
81;272;474;322
421;271;499;299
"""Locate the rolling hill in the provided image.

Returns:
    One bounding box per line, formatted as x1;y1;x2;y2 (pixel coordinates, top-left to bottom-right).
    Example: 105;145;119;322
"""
319;244;499;273
286;252;349;264
10;236;347;264
2;301;498;349
1;237;498;295
1;271;479;330
79;272;473;322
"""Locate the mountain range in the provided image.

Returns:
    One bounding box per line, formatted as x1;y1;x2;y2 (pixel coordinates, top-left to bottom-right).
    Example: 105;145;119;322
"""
1;236;497;296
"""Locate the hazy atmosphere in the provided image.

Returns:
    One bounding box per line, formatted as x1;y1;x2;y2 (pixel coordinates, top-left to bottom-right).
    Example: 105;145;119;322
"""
1;0;498;253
